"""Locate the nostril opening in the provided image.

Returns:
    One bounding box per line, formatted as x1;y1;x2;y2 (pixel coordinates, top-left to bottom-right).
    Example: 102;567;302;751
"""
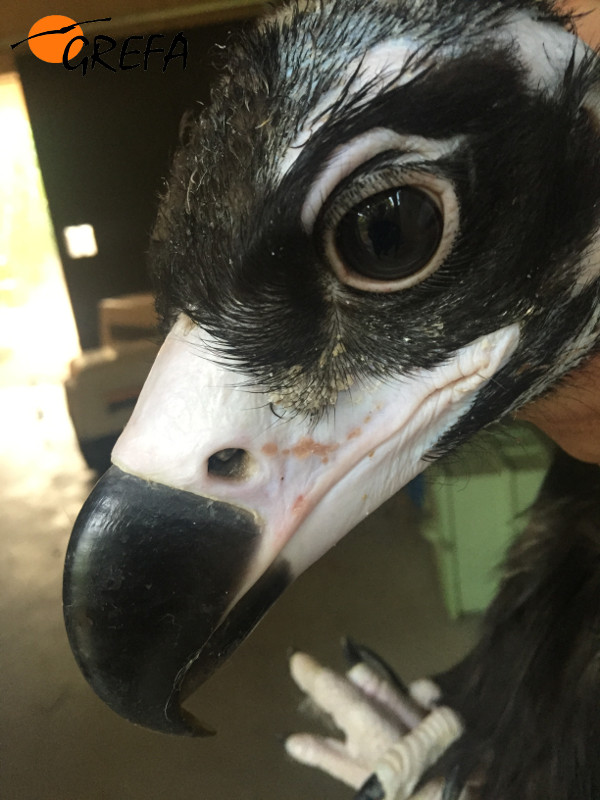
207;448;254;480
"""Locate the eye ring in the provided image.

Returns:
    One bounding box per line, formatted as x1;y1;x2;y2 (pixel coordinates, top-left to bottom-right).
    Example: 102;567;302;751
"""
323;171;459;293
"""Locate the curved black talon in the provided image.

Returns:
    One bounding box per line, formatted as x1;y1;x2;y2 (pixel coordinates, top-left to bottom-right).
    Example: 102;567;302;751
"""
355;773;385;800
342;637;411;696
441;765;465;800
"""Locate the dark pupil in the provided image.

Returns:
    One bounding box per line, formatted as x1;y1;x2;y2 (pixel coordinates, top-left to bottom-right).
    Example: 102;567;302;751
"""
335;186;443;281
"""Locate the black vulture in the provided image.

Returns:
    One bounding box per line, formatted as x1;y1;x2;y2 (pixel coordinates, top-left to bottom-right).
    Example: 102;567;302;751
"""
63;1;600;797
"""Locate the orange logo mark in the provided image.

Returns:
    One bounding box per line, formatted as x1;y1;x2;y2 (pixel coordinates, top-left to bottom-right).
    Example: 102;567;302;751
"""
26;15;84;63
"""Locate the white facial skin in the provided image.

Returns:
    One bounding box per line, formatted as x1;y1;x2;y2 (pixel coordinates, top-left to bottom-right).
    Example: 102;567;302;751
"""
113;316;519;612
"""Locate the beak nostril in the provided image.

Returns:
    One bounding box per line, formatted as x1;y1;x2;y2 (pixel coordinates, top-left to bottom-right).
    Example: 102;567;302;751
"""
207;449;254;480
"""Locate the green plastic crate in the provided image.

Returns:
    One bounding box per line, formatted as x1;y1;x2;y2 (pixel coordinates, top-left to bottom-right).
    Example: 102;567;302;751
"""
422;423;553;618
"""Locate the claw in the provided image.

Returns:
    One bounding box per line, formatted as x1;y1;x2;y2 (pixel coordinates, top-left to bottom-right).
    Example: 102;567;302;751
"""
343;638;411;696
342;640;428;730
355;773;386;800
441;766;464;800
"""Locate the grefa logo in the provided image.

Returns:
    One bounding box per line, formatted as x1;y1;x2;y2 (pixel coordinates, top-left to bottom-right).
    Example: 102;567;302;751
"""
11;15;188;75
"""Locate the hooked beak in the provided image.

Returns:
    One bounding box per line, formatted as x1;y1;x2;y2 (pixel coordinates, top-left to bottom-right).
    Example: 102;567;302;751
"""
63;466;290;735
63;316;518;735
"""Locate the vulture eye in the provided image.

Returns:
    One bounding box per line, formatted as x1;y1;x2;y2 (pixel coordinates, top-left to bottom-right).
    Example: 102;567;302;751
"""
317;165;459;293
335;186;443;282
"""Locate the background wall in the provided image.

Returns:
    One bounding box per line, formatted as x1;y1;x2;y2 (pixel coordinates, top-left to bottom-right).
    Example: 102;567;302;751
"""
14;13;257;349
17;21;248;348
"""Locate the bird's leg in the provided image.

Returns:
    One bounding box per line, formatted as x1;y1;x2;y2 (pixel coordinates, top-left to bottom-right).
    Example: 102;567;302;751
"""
287;450;600;799
285;640;466;799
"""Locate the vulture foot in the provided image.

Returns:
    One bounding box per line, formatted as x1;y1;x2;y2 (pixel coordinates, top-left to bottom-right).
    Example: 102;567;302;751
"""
286;641;470;799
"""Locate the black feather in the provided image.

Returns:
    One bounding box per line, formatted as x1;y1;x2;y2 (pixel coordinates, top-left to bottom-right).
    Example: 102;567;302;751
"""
430;451;600;799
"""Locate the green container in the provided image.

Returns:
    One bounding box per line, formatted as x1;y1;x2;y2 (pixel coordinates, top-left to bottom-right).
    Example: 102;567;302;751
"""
422;423;553;618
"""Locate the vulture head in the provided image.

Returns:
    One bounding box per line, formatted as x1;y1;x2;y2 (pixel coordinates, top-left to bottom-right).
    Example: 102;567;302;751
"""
63;0;600;738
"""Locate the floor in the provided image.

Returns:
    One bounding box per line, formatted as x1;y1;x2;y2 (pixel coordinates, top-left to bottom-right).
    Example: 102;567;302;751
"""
0;376;480;800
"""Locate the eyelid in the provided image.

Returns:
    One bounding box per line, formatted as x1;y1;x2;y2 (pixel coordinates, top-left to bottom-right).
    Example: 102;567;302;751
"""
323;167;451;229
301;128;463;234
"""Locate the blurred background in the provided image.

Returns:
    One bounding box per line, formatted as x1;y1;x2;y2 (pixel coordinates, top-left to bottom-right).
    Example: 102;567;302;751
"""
0;2;594;798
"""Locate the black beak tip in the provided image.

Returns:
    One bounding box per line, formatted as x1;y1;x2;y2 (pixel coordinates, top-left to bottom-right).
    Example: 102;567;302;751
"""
63;589;216;737
60;465;251;737
62;465;289;737
165;702;216;738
